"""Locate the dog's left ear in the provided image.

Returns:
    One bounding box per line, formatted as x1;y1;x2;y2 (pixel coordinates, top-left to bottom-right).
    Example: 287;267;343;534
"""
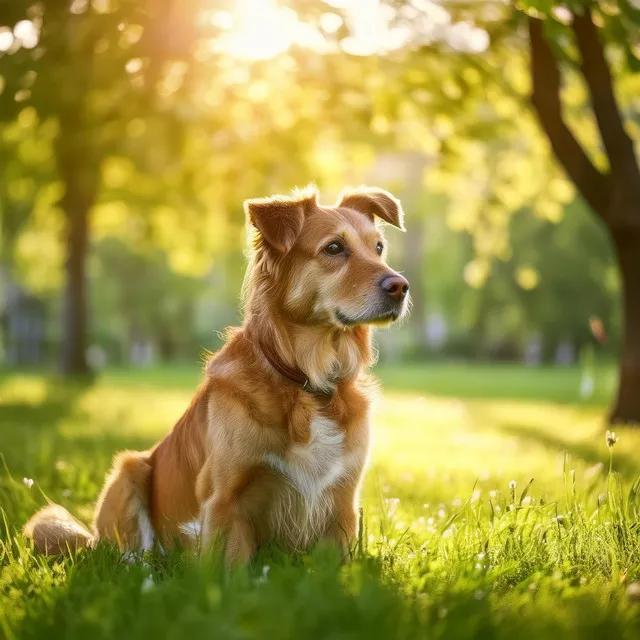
244;189;317;253
338;187;405;231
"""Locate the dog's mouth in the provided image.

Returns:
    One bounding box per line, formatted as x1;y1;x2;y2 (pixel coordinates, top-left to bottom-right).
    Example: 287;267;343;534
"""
335;309;400;327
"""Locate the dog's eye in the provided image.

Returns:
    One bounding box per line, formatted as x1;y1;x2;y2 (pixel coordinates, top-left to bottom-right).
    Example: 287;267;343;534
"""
324;241;345;256
376;241;384;255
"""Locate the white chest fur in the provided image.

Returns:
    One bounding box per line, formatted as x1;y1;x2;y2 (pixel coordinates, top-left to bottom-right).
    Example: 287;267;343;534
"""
264;416;350;504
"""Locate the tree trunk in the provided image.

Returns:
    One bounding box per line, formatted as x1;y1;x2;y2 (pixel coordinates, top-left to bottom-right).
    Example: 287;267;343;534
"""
57;114;99;377
60;194;91;376
610;227;640;424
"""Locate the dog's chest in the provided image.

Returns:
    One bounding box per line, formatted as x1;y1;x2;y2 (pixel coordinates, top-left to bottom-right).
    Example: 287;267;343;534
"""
264;416;349;503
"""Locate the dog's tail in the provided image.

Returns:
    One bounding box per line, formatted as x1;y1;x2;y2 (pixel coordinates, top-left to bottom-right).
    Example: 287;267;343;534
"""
24;450;154;556
23;504;94;555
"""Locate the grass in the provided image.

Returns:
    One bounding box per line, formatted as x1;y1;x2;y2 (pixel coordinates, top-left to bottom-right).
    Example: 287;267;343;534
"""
2;362;640;639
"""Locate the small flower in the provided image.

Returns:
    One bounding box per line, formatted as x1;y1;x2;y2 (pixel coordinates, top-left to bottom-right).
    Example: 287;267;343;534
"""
509;480;517;490
141;575;155;592
257;565;270;584
606;430;619;449
23;477;34;488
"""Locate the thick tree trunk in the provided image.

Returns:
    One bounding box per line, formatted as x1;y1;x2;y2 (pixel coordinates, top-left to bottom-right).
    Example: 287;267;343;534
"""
610;227;640;424
60;195;91;376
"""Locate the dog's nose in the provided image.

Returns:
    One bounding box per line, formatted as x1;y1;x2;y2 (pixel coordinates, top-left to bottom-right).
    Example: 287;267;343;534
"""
380;274;409;302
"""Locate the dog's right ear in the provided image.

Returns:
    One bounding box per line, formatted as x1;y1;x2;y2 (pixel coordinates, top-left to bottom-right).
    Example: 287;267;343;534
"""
244;188;317;253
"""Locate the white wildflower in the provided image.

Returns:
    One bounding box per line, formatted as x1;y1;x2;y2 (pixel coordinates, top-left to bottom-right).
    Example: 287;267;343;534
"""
257;565;271;584
606;431;619;449
141;575;155;593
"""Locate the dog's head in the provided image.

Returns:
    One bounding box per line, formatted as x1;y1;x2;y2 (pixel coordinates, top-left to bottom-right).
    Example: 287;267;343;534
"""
244;186;410;328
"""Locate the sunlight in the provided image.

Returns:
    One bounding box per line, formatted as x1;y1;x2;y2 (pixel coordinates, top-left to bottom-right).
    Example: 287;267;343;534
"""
208;0;485;60
214;0;298;60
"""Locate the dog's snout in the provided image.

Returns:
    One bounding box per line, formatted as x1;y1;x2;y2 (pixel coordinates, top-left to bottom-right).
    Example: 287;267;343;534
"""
380;274;409;302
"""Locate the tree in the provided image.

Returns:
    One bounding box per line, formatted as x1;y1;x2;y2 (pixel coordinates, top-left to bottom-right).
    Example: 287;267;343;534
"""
375;0;638;422
525;4;640;422
0;1;364;374
0;0;212;374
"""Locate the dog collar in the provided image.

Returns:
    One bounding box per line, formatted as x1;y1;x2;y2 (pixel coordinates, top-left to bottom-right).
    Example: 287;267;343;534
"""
258;340;334;397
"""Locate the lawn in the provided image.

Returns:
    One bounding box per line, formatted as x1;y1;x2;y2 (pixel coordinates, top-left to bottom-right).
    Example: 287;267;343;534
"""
2;362;640;639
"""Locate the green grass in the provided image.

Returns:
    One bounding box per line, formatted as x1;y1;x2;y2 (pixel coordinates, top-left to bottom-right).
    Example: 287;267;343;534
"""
2;362;640;639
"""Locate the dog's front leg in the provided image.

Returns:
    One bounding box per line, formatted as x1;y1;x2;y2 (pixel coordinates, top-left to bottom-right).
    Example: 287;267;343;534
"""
201;492;257;566
200;460;271;567
201;495;257;566
323;481;360;558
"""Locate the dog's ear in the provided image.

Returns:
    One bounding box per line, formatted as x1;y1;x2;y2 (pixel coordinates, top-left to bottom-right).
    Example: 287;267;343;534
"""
244;188;317;253
337;187;405;231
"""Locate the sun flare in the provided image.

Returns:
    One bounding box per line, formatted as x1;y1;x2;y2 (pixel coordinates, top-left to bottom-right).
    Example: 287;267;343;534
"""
213;0;299;60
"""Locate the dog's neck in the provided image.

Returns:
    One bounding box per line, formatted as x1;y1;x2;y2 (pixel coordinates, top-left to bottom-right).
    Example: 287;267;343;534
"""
245;308;373;393
241;248;374;392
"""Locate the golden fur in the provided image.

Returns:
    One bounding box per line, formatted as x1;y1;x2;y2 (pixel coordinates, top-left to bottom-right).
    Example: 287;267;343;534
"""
24;186;409;565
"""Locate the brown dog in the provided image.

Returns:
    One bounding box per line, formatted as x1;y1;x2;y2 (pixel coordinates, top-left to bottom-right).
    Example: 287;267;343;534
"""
24;186;410;564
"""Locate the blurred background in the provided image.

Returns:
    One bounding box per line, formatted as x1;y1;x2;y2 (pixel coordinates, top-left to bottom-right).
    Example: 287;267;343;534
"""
0;0;638;421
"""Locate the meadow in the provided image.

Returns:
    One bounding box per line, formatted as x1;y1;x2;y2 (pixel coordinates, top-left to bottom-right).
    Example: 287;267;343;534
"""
2;362;640;639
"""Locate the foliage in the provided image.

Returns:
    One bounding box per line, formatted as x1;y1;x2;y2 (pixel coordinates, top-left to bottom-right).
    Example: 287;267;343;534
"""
0;0;634;382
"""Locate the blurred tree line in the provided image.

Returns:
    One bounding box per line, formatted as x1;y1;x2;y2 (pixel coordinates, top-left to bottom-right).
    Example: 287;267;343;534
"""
0;0;637;421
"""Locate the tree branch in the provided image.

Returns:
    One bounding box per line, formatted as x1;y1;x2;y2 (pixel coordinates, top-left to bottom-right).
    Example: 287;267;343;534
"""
571;10;640;200
528;17;611;219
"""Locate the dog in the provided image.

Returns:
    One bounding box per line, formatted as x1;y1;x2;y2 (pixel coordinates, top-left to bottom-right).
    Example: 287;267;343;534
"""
24;186;410;565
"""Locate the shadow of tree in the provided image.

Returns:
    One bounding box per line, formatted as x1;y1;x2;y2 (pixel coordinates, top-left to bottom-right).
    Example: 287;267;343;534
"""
497;422;640;482
0;378;159;532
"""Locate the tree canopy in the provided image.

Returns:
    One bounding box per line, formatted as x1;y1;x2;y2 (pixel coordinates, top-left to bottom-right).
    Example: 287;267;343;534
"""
0;0;637;419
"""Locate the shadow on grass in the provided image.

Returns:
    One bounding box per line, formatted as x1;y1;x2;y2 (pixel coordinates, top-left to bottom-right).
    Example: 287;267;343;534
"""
0;379;90;465
0;378;159;533
497;422;640;482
